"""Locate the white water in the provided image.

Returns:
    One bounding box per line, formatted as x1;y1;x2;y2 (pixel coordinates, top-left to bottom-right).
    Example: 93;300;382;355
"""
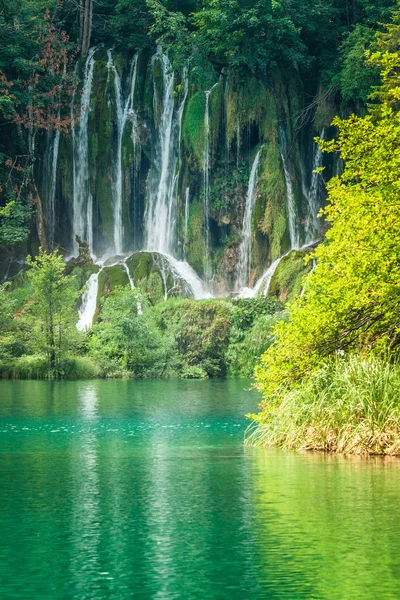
184;187;190;256
77;272;100;331
107;50;139;254
163;253;210;300
72;48;96;254
236;147;263;289
145;49;180;254
252;256;285;297
203;82;218;281
48;128;60;250
278;125;299;250
304;129;325;243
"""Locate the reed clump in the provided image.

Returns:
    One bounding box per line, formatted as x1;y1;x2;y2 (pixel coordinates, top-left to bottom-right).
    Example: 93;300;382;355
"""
246;355;400;455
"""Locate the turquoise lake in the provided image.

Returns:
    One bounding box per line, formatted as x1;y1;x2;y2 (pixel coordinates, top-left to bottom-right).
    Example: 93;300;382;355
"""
0;379;399;599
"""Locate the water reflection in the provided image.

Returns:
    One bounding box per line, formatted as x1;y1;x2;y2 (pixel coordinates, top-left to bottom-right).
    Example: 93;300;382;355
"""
1;380;400;599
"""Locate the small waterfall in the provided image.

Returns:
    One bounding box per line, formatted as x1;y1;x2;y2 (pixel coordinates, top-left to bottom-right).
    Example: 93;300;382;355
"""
184;187;189;256
278;125;299;250
107;50;139;254
145;49;182;254
77;272;100;331
304;129;325;243
203;82;218;280
252;256;285;298
72;47;96;254
48;128;60;250
236;147;263;289
122;261;134;290
162;254;210;300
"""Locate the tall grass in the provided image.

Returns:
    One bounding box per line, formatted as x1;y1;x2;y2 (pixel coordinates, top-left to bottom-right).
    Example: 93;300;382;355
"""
246;355;400;455
0;355;101;380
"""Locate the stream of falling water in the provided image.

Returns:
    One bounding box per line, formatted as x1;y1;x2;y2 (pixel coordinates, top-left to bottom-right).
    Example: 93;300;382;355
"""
107;50;139;254
144;49;179;254
203;82;219;282
278;124;300;250
77;271;100;331
72;48;96;255
304;129;325;243
236;147;263;290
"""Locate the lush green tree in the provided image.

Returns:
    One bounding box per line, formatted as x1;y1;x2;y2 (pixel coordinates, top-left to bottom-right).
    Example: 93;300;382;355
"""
26;249;78;375
88;285;174;377
254;13;400;402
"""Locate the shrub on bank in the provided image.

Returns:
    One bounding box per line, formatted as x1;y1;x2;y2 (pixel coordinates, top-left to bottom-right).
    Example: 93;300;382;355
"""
246;355;400;455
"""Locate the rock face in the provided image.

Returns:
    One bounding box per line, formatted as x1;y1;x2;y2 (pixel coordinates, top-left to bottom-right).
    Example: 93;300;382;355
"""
35;47;336;295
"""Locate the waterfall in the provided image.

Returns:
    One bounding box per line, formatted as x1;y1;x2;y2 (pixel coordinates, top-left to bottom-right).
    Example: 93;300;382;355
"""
253;256;285;297
278;125;299;250
304;129;325;243
107;50;139;254
145;49;183;254
48;129;60;250
184;187;190;256
203;82;219;281
162;254;210;300
72;48;96;255
236;147;263;290
77;272;100;331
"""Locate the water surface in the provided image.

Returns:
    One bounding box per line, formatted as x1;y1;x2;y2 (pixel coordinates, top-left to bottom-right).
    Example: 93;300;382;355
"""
0;379;399;599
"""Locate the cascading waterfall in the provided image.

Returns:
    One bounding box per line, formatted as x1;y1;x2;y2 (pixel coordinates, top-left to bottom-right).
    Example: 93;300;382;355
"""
278;124;299;250
77;271;100;331
107;50;139;254
304;129;325;243
48;128;60;250
72;47;96;254
145;49;180;254
203;82;218;281
252;256;284;297
236;147;263;290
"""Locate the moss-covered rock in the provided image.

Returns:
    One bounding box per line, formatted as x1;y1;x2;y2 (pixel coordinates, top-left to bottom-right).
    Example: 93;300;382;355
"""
126;251;195;304
269;248;313;303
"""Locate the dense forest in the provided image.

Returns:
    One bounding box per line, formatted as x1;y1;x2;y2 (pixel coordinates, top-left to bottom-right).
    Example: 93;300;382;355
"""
1;0;400;453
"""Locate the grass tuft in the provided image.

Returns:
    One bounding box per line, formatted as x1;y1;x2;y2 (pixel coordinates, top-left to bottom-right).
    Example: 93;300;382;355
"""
246;355;400;455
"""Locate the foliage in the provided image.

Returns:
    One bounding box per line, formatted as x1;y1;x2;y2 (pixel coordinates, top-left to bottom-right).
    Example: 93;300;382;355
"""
0;200;31;245
247;355;400;455
338;25;379;103
253;15;400;430
25;249;78;376
152;299;233;377
88;285;174;378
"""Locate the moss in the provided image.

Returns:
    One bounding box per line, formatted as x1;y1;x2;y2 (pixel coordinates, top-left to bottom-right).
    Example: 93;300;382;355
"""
269;249;313;303
89;57;116;245
225;72;269;147
186;200;204;274
256;139;289;263
182;91;206;167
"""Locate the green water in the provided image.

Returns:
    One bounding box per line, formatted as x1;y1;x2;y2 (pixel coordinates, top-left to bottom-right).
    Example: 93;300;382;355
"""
0;380;400;599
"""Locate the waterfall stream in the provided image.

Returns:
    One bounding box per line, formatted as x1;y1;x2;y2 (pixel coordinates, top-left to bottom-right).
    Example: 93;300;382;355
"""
77;271;100;331
278;125;299;250
107;50;139;254
304;129;325;243
145;49;179;254
203;82;218;281
236;147;263;290
72;47;96;255
48;128;60;250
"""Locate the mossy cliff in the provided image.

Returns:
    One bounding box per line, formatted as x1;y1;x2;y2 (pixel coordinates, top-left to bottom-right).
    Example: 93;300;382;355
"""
37;49;335;298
